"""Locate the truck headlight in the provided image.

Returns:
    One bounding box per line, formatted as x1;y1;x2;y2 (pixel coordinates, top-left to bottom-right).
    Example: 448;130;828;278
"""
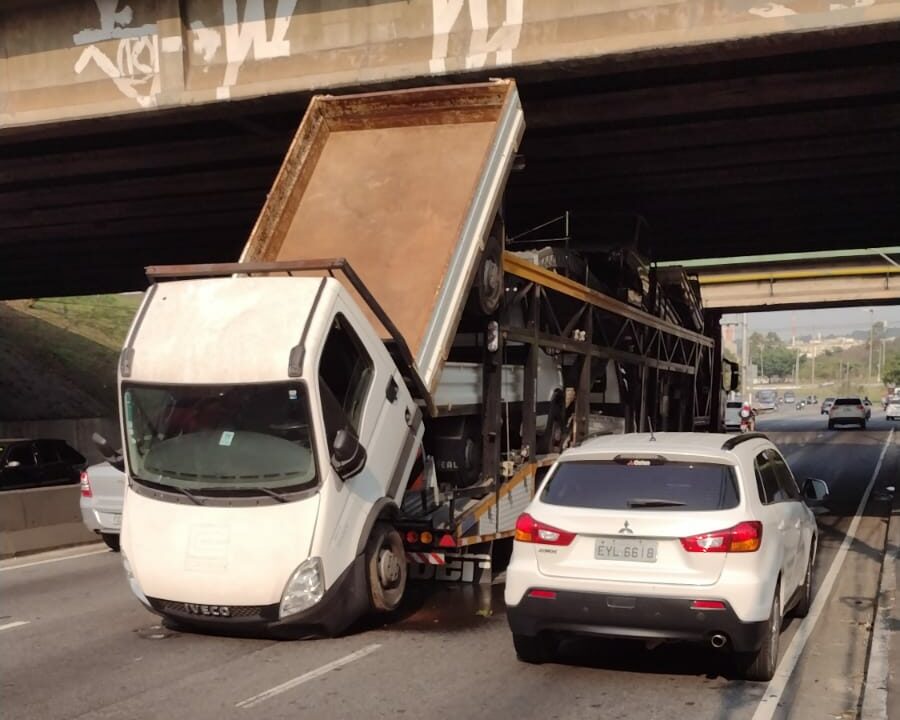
279;557;324;618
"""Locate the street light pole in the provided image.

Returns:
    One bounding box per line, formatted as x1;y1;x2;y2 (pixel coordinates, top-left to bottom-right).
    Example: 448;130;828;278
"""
868;308;874;383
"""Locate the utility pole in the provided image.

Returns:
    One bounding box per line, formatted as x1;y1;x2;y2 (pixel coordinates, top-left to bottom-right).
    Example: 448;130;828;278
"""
794;347;800;385
882;338;888;384
741;313;750;398
811;344;817;385
868;308;874;383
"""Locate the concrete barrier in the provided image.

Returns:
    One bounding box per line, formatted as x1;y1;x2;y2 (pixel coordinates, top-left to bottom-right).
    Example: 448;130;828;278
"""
0;484;98;558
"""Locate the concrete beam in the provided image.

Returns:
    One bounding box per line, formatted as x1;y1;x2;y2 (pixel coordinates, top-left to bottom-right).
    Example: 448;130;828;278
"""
2;0;900;131
700;268;900;310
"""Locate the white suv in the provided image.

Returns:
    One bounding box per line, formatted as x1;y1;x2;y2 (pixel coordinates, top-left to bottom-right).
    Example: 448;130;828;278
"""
505;432;826;681
828;397;867;429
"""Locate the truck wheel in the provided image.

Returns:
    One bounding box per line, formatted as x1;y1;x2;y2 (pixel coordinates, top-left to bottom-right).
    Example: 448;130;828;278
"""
101;533;120;552
537;395;566;455
365;523;406;613
475;225;504;315
735;585;780;681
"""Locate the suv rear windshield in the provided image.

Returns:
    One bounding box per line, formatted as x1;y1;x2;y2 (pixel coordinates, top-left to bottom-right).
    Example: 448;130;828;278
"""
540;459;740;511
834;398;862;405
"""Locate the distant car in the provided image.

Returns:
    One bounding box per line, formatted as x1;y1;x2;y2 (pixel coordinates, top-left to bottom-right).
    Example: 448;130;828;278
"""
821;397;836;415
79;434;126;551
828;397;867;429
0;438;87;491
886;397;900;421
505;432;826;681
784;391;796;404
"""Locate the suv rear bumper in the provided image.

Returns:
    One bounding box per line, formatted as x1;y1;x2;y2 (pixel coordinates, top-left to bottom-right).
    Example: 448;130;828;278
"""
507;589;768;652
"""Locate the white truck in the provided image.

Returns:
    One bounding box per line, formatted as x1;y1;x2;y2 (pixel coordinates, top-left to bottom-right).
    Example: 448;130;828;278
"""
117;80;723;635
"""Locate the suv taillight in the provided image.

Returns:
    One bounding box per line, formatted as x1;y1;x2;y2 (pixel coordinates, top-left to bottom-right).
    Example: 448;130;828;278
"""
80;471;92;498
514;513;575;546
680;521;762;553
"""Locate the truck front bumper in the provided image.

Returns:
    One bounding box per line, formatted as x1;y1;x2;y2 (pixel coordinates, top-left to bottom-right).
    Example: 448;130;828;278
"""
145;554;370;638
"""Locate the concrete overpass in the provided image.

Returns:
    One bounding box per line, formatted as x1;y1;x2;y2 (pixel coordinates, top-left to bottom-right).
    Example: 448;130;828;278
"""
2;1;900;299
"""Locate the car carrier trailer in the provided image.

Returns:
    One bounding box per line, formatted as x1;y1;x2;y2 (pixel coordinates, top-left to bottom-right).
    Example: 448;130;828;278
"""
117;80;723;635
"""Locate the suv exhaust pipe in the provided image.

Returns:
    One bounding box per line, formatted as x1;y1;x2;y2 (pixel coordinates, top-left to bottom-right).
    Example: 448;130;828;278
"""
710;634;728;649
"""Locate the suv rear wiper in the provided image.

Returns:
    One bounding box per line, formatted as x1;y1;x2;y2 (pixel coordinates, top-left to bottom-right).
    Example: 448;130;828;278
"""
627;498;686;508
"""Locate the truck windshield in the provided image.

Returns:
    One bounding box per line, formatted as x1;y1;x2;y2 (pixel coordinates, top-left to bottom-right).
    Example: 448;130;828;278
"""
122;382;317;496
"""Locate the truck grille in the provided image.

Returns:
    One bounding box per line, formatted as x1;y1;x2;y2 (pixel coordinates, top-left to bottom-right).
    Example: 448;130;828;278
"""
149;598;277;621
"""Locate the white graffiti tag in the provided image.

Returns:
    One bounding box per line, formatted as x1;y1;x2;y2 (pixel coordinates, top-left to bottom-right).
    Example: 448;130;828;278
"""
217;0;298;99
431;0;524;74
72;0;161;108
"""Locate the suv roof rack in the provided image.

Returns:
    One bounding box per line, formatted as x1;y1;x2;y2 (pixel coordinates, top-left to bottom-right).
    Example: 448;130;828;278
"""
721;432;769;451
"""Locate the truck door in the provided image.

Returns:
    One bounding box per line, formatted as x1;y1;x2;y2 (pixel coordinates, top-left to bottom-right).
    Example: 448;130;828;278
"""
318;306;418;501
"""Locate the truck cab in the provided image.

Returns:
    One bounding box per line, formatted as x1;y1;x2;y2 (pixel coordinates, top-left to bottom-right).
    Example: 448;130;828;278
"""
120;276;422;634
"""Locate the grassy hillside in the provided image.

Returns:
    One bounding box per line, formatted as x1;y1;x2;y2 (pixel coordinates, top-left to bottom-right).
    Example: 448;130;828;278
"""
0;295;141;421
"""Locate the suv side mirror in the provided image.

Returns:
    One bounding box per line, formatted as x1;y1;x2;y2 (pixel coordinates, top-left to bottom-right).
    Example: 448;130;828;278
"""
331;428;367;480
802;477;830;507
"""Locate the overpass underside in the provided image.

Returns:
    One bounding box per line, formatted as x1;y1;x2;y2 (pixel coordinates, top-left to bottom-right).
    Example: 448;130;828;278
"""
1;1;900;301
671;249;900;311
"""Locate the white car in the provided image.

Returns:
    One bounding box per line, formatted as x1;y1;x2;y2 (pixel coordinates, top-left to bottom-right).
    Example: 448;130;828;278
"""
886;397;900;421
79;435;127;551
505;432;826;681
828;397;867;429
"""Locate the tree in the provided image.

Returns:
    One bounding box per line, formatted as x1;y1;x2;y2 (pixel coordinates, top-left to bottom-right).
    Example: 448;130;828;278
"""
883;354;900;386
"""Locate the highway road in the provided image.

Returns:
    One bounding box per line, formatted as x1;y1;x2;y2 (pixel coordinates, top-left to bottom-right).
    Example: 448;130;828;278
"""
2;410;897;720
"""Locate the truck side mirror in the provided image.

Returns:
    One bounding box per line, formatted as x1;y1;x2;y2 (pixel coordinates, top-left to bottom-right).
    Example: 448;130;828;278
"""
730;370;740;392
332;428;367;480
802;477;830;507
92;432;126;473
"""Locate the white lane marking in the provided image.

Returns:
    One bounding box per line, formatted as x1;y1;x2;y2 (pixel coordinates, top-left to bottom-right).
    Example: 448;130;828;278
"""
235;643;381;709
751;428;894;720
0;621;30;632
861;478;898;719
0;548;108;572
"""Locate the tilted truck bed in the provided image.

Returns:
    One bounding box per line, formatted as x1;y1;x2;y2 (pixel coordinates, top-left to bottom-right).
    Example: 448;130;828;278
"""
239;81;524;405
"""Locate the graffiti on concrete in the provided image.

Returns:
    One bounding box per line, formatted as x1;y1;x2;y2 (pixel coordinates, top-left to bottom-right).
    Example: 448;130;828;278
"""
216;0;298;99
70;0;528;108
430;0;524;74
72;0;167;108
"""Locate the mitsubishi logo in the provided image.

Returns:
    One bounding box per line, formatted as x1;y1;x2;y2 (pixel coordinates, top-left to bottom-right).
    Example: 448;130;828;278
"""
618;521;634;535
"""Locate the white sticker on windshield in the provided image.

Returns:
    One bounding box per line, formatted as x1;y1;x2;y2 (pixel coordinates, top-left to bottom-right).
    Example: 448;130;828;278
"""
219;431;235;447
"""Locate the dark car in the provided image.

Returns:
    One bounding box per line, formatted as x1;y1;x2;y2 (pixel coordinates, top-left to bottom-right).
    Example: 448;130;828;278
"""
0;438;87;490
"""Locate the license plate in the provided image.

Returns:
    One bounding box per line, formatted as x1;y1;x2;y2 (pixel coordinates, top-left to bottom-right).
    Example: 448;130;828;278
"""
595;537;658;563
100;512;121;528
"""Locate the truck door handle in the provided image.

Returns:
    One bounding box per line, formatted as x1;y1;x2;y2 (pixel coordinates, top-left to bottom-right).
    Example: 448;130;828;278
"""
386;377;399;403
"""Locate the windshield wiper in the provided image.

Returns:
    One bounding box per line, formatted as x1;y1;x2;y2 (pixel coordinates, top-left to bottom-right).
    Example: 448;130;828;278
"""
257;487;289;503
173;486;205;506
627;498;686;508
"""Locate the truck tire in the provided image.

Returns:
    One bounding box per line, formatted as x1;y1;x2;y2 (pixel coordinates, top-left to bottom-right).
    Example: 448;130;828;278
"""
101;533;120;552
475;225;504;315
365;523;407;613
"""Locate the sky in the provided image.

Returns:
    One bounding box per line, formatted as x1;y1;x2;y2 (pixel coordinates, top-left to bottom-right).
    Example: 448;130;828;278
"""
722;306;900;340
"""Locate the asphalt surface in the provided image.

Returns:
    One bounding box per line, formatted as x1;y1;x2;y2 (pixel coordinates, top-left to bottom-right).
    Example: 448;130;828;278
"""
2;408;897;720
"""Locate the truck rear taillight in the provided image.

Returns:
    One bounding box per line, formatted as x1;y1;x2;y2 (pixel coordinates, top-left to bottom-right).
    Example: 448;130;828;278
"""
514;513;575;546
680;521;762;553
80;471;92;498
